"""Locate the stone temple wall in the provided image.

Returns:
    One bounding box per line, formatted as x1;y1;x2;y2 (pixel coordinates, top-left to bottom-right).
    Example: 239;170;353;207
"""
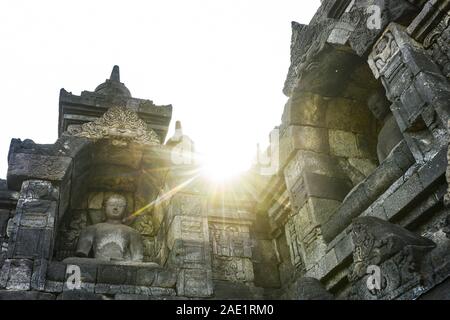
259;0;450;300
0;0;449;300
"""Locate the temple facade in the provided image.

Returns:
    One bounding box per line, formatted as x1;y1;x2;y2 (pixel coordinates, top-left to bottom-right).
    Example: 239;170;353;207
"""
0;0;450;300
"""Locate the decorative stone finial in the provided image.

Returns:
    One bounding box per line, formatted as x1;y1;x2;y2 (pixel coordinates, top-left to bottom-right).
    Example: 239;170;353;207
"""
110;65;121;82
94;65;131;97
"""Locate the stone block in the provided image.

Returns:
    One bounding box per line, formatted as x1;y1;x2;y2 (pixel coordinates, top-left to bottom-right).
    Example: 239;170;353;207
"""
363;157;404;200
283;150;347;191
306;197;341;226
383;173;424;219
149;287;176;297
57;291;104;300
322;183;372;243
135;267;156;286
44;280;64;293
301;232;328;268
31;258;47;291
166;215;207;250
417;148;447;188
333;235;354;264
282;91;327;127
153;269;177;288
7;153;72;191
280;126;329;165
399;83;426;123
212;256;254;282
291;205;313;241
391;140;415;171
368;204;388;221
168;239;207;269
114;293;151;300
56;135;92;159
316;249;338;279
325;98;375;135
0;290;55;300
46;261;66;282
383;67;414;101
18;180;59;201
213;280;264;300
347;158;378;178
176;268;213;298
8;227;54;259
94;283;136;295
19;200;58;228
303;172;353;203
63;281;95;293
167;193;205;219
329;130;359;158
403;48;444;77
0;210;10;237
1;258;33;290
97;264;136;285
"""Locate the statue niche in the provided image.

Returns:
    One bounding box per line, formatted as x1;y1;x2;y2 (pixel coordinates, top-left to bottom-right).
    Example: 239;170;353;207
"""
59;105;165;266
75;193;144;262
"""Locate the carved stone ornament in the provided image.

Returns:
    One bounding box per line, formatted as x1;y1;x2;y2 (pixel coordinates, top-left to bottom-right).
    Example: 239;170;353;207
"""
368;30;400;79
349;216;436;281
67;106;160;145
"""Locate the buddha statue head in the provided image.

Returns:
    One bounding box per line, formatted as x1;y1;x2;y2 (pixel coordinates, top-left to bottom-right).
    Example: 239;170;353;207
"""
103;193;127;223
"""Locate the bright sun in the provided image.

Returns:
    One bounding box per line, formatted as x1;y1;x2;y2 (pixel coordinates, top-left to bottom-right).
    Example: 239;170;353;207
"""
199;147;253;182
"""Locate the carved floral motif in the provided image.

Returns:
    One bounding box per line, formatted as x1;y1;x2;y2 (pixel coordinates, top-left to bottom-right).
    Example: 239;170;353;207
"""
68;106;160;145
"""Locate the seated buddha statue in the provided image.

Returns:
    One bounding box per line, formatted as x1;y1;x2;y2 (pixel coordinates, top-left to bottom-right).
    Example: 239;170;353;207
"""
75;193;144;262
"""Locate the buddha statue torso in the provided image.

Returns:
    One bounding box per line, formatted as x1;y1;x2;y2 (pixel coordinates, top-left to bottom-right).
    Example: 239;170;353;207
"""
75;194;144;262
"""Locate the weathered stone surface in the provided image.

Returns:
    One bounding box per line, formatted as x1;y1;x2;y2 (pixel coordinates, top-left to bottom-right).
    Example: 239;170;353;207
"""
294;277;334;300
212;281;264;300
46;261;67;282
1;1;449;300
325;97;376;135
0;210;10;238
284;150;348;191
280;126;329;166
97;265;137;285
7;153;72;191
0;259;33;290
252;239;281;288
349;217;435;281
176;268;213;298
0;290;55;300
57;291;105;300
282;91;327;128
153;269;177;288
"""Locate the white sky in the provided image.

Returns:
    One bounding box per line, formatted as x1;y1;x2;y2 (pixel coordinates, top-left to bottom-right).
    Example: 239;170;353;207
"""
0;0;320;179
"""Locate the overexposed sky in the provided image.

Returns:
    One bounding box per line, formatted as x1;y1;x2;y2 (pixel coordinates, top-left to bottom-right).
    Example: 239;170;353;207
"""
0;0;320;179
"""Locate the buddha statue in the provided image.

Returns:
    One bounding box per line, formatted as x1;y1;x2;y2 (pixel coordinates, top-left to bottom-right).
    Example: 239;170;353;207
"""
75;194;144;262
367;90;403;162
